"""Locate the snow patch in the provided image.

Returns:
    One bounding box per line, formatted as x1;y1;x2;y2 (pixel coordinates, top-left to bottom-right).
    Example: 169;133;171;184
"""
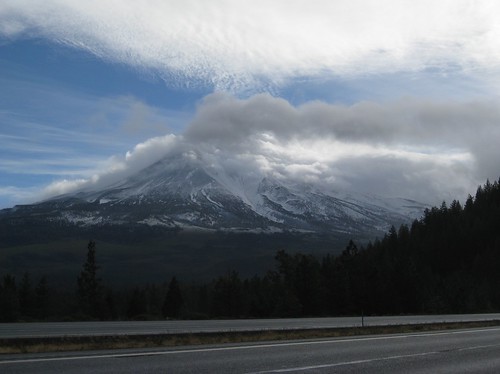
61;212;104;226
201;189;223;208
138;216;175;227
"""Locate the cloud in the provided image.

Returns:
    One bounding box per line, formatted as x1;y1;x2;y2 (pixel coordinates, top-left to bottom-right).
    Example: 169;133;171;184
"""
28;93;499;206
2;0;500;91
186;93;500;153
180;93;500;203
39;134;181;198
0;186;41;206
0;71;180;176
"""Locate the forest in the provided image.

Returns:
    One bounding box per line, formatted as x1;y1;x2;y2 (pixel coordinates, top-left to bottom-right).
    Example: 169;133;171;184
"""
1;178;500;322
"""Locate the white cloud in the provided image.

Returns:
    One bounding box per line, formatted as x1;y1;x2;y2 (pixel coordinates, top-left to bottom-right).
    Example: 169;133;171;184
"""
38;134;180;198
2;0;500;91
20;93;497;206
183;93;500;203
40;178;89;199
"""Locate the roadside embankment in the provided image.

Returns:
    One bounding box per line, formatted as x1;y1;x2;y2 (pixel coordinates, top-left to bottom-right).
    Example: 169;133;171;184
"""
2;320;500;354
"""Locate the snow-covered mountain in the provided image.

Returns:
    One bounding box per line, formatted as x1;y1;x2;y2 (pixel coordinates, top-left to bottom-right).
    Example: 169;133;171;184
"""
0;151;428;241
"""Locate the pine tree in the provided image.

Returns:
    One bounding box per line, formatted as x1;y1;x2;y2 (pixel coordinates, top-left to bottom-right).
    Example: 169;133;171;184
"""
162;277;183;319
19;272;34;319
35;276;49;320
127;288;148;319
77;240;103;318
0;275;19;322
212;272;242;318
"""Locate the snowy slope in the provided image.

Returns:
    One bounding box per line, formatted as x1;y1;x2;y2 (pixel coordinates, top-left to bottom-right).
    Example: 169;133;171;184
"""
1;152;429;236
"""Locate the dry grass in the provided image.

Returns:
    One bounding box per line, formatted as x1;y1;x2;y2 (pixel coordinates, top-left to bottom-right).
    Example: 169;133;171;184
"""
2;320;500;354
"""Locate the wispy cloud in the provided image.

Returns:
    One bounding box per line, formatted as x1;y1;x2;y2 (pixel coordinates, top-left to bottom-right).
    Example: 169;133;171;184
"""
0;186;41;206
2;0;500;92
0;71;185;207
0;70;180;174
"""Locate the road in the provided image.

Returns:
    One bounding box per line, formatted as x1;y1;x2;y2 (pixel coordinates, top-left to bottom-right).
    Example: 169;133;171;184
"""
2;326;500;373
1;313;500;338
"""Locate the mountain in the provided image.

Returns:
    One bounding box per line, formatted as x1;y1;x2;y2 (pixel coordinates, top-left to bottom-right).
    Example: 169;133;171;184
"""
0;152;429;282
1;152;427;240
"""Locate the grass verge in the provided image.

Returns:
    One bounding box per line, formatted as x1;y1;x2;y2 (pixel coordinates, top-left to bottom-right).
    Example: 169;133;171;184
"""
2;320;500;354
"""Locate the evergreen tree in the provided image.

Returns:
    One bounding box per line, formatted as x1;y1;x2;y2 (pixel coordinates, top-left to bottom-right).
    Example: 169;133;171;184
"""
19;272;34;319
104;290;117;320
127;288;148;319
162;277;183;319
0;274;19;322
35;276;49;320
77;240;103;319
212;271;242;318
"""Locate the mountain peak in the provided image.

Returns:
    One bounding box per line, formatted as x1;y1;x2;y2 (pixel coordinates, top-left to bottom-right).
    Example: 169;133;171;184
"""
2;152;429;237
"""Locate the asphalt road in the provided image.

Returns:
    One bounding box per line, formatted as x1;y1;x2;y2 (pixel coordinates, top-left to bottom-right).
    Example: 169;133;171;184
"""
1;313;500;338
2;326;500;373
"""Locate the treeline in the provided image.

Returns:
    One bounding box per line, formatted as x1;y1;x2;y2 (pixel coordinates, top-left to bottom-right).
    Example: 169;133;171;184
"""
0;273;50;322
2;178;500;321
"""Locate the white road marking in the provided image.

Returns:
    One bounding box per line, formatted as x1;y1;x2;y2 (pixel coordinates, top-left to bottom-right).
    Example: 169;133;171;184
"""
246;351;440;373
247;342;500;373
1;326;500;365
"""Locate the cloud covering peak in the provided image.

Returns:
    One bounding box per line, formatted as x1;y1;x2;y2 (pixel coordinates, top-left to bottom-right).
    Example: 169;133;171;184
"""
2;0;500;91
40;93;499;205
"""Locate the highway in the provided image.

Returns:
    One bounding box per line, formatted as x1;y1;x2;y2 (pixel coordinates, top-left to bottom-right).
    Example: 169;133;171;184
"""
1;313;500;338
2;326;500;373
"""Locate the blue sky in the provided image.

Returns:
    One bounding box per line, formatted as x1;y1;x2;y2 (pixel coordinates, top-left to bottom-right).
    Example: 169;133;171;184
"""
1;1;500;208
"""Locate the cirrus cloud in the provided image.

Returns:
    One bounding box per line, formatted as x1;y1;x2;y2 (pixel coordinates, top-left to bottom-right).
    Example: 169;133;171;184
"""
2;0;500;92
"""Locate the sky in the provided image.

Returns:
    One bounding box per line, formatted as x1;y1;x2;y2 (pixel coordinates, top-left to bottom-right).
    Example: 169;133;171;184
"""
1;0;500;208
